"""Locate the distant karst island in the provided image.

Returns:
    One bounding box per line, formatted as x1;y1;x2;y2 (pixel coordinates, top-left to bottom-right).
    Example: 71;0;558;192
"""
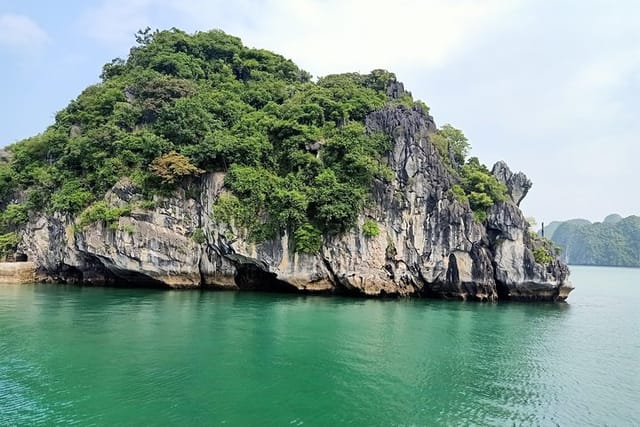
0;28;571;301
541;214;640;268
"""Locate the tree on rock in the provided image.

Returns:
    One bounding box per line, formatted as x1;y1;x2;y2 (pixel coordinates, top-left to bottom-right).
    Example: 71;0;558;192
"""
149;151;203;184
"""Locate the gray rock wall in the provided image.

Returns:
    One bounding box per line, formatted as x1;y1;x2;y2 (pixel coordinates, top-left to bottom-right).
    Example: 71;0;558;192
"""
18;105;572;301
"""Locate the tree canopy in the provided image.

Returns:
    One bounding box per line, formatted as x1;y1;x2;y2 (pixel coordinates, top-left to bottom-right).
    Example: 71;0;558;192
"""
0;28;503;254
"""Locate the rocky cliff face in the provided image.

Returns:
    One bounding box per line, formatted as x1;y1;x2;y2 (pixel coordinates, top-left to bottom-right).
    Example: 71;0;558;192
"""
18;105;572;301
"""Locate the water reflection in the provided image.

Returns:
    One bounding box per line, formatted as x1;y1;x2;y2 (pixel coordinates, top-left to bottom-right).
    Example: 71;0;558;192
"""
0;269;638;426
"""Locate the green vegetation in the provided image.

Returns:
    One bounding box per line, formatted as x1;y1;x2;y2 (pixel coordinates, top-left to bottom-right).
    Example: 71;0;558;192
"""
0;202;28;256
0;28;504;254
544;215;640;267
362;219;380;238
191;228;206;244
120;224;136;235
431;124;470;165
0;204;29;230
149;151;204;184
0;29;410;250
438;125;507;221
0;232;20;258
459;157;507;222
50;180;94;213
211;193;245;225
293;223;323;254
77;202;132;230
450;185;467;203
532;246;554;264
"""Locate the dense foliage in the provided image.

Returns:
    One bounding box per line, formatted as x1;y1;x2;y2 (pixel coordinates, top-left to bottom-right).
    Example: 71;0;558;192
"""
438;126;507;221
532;245;555;265
0;29;406;252
431;124;470;166
0;28;504;255
546;215;640;267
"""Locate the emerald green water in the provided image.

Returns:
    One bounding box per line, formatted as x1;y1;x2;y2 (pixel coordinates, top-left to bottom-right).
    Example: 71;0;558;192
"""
1;266;638;426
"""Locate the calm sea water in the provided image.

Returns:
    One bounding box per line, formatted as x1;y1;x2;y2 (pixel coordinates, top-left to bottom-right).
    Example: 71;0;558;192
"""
1;266;638;426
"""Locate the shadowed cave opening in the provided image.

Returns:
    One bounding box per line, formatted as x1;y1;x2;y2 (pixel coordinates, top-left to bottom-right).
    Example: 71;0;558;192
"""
495;281;511;300
110;270;172;289
234;263;300;293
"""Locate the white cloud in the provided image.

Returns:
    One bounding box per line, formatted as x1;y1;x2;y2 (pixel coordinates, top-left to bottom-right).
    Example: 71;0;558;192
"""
74;0;639;221
81;0;522;75
564;49;640;123
162;0;522;76
0;14;49;50
80;0;153;47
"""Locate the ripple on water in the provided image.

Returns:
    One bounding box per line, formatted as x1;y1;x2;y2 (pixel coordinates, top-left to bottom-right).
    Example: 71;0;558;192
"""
0;271;639;426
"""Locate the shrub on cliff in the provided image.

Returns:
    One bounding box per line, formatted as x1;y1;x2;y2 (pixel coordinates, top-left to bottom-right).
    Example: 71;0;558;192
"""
431;124;470;166
437;126;507;221
149;151;204;184
0;232;20;258
459;157;507;221
362;219;380;238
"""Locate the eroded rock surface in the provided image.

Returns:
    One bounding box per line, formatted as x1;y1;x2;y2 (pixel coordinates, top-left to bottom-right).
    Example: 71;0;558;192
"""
492;160;532;206
18;105;571;301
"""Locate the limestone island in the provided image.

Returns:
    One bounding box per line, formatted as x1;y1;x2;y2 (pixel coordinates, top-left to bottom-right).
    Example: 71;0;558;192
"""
0;29;572;301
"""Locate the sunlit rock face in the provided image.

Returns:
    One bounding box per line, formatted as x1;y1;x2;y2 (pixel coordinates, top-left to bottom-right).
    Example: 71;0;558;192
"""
19;105;571;301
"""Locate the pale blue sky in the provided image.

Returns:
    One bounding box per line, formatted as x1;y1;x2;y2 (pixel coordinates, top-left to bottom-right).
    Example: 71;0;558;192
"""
0;0;638;224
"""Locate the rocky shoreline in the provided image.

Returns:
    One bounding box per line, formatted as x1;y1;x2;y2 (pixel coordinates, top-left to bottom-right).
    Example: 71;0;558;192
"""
15;104;573;302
